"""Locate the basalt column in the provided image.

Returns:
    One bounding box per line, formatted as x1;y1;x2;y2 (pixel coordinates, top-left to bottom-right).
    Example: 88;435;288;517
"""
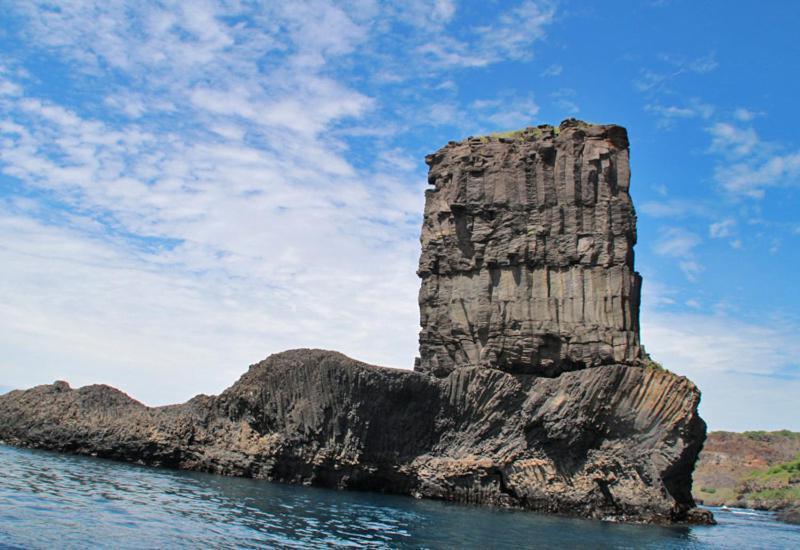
416;120;643;377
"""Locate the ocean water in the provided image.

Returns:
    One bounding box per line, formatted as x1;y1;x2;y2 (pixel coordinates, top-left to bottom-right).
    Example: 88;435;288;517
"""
0;445;798;549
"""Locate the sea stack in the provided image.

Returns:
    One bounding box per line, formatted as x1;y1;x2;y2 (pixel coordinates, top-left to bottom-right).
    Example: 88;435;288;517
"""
417;120;641;377
0;120;713;524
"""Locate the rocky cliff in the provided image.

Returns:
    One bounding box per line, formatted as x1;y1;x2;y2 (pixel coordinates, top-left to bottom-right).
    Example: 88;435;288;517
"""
0;349;708;523
694;431;800;513
0;120;711;524
417;121;641;377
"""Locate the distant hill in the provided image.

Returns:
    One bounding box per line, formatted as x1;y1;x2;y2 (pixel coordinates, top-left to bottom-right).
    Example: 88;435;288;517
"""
694;431;800;515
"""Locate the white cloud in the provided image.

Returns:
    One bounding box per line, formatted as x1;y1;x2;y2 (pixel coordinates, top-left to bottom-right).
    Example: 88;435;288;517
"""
417;0;555;68
433;0;457;21
707;122;759;157
473;96;540;129
540;64;562;77
677;260;703;281
0;1;444;405
654;227;704;281
733;107;760;122
645;98;714;128
686;52;719;74
0;79;22;96
706;122;800;199
422;94;542;134
642;309;800;430
714;151;800;199
709;218;735;238
654;227;701;257
551;88;579;115
634;52;718;93
640;198;711;218
389;0;457;31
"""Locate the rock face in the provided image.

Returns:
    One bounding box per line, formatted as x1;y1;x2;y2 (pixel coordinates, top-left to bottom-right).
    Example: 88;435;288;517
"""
0;120;711;524
417;121;642;377
0;349;707;523
693;431;800;511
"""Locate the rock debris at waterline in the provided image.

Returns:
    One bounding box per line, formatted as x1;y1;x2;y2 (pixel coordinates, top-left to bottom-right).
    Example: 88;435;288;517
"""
0;119;713;525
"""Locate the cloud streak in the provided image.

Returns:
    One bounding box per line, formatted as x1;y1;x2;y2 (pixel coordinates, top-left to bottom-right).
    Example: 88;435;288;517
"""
0;1;449;404
642;308;800;430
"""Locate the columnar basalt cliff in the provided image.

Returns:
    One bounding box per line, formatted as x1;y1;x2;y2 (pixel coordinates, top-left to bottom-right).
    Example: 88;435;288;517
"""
0;120;712;525
417;121;641;377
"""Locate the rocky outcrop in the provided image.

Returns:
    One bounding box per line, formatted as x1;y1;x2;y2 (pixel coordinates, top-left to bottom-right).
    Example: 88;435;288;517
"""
693;431;800;514
0;349;708;523
417;121;641;377
0;120;711;524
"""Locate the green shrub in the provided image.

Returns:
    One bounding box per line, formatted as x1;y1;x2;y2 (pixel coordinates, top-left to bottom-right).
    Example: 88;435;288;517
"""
743;430;800;440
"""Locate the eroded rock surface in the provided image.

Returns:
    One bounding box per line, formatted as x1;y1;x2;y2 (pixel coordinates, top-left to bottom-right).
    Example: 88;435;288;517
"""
0;349;708;523
417;121;642;377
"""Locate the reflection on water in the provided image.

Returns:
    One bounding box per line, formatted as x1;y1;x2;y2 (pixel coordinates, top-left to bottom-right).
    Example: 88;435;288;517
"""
0;444;798;549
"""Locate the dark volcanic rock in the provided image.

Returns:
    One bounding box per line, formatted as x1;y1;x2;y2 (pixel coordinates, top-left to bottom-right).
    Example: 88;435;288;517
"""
417;121;642;377
0;349;707;523
0;120;711;524
778;506;800;525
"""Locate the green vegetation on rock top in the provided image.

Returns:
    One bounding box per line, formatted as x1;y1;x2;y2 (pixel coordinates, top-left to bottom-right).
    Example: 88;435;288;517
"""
475;125;554;143
743;430;800;440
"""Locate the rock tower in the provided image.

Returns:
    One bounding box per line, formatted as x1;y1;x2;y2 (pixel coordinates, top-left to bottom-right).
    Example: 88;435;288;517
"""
417;119;642;377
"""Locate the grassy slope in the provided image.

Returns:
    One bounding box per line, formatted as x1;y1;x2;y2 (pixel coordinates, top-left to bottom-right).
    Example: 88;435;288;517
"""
693;431;800;510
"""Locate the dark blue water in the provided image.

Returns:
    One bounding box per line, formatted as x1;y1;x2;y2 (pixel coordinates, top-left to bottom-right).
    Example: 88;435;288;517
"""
1;445;798;549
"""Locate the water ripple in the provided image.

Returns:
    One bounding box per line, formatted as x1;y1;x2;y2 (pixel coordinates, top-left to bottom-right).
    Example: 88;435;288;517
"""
1;445;799;549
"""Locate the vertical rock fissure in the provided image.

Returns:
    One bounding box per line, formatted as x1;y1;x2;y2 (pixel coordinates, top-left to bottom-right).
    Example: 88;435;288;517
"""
416;120;643;377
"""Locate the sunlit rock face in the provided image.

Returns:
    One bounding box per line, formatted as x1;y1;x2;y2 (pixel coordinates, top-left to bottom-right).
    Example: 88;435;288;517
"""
416;119;642;377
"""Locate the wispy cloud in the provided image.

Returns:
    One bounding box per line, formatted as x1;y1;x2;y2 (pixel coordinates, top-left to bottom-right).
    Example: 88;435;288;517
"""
640;198;713;219
709;218;735;238
471;95;541;129
733;107;762;122
0;1;452;403
551;88;579;115
633;52;719;93
654;227;701;257
707;122;759;156
0;1;566;404
654;227;704;281
416;0;555;68
642;307;800;430
645;98;714;128
420;93;541;134
706;121;800;199
540;63;562;77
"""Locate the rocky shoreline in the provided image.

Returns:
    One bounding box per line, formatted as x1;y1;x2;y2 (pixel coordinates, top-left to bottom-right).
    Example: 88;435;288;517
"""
694;430;800;523
0;120;713;524
0;349;711;524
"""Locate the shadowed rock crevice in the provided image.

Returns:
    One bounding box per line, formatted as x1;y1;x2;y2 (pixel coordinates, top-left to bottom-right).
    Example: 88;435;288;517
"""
0;120;712;524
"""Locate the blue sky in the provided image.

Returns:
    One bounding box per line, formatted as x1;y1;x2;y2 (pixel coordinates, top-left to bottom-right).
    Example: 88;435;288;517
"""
0;1;798;431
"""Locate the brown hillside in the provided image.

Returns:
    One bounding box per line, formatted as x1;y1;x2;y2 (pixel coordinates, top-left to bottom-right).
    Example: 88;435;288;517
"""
694;431;800;509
